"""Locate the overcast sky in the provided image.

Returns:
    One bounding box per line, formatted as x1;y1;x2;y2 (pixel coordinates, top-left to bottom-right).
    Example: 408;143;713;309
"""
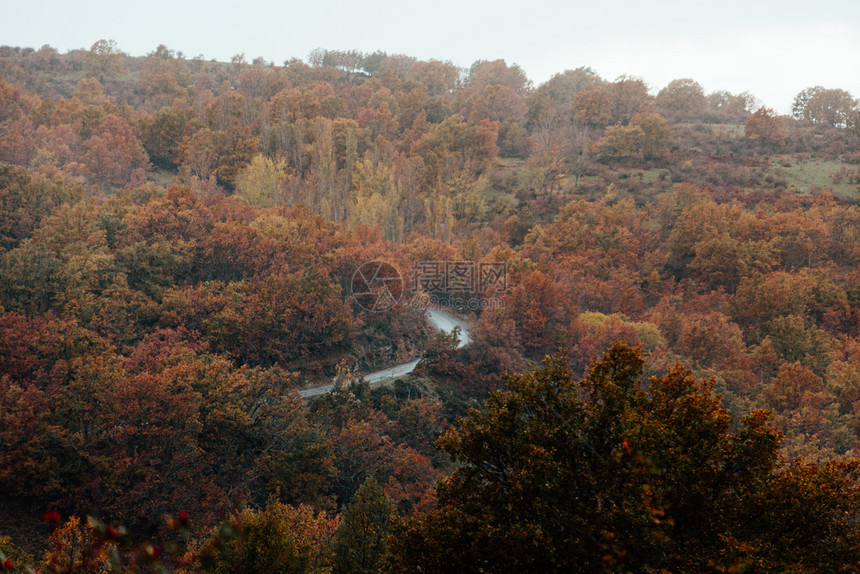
2;0;859;114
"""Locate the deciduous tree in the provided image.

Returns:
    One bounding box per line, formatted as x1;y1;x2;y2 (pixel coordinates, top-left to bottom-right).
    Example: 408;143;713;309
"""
84;39;125;83
745;106;786;146
793;86;858;127
193;500;338;574
656;78;706;122
83;114;150;189
571;84;613;127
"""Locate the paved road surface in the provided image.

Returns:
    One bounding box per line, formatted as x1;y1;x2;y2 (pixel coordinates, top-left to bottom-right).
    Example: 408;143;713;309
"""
427;307;471;347
299;308;470;398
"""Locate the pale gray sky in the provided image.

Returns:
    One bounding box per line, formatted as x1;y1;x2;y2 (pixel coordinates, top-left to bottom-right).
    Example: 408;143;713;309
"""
2;0;859;113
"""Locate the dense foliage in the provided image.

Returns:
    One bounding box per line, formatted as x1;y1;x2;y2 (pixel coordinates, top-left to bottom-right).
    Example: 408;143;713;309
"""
389;344;860;572
2;41;860;570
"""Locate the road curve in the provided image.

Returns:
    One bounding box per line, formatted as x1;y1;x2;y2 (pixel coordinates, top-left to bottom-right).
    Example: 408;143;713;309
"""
299;307;470;398
426;307;471;348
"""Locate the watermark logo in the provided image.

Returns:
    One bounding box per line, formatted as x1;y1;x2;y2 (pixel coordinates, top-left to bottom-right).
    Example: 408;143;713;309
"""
351;261;403;312
351;260;507;313
411;261;507;294
411;260;506;311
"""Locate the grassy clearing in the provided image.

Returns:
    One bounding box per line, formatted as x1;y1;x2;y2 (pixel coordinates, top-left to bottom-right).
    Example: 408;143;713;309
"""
484;186;518;209
712;124;745;139
494;157;525;168
674;123;745;139
640;168;668;184
147;169;182;188
768;156;859;198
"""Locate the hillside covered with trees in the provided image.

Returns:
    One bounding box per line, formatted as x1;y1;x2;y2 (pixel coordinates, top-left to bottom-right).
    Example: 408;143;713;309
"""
2;41;860;571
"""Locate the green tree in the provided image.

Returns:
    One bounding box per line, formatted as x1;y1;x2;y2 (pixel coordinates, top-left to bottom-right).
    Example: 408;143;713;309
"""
792;86;823;119
139;106;196;170
84;39;126;83
595;122;644;158
804;88;858;128
793;86;858;127
333;477;397;574
387;343;860;572
631;111;673;159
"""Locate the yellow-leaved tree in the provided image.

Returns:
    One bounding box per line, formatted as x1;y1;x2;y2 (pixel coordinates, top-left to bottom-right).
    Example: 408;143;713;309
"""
235;154;292;208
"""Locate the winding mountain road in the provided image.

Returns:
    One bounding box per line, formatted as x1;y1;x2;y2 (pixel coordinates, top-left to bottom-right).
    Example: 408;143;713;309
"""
298;307;470;398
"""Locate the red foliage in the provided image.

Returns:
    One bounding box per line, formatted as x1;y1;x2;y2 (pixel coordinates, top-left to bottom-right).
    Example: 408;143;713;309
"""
83;114;149;189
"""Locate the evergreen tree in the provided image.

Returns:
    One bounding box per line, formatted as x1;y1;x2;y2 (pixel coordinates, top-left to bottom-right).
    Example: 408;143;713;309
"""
334;477;398;574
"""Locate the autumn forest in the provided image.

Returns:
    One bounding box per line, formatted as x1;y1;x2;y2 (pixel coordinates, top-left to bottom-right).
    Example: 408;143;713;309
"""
2;40;860;572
